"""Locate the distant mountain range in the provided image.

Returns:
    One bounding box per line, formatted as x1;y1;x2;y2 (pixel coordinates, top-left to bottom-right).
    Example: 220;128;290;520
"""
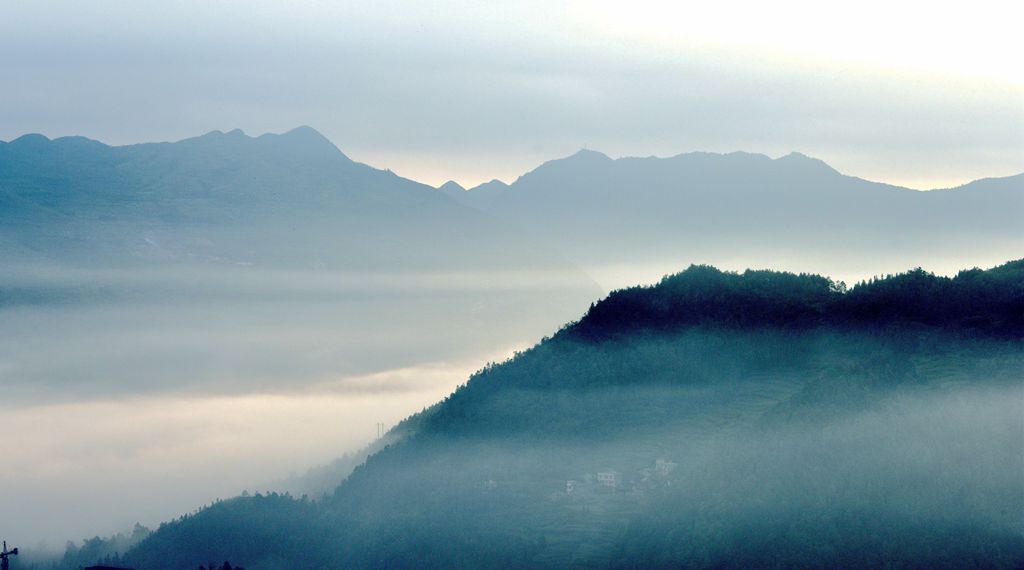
438;149;1023;272
438;178;510;210
68;259;1022;569
10;127;1021;568
4;126;1019;277
0;127;581;275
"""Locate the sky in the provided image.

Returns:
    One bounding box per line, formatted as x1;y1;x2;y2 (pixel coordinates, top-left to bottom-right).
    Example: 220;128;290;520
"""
0;0;1022;550
1;0;1022;189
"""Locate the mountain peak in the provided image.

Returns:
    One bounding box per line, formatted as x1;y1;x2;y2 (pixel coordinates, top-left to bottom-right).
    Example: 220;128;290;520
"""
438;180;466;193
569;260;1024;341
775;151;838;174
8;133;51;146
512;149;614;186
468;179;510;193
189;126;341;156
567;148;612;161
198;129;226;139
268;126;347;159
280;125;327;140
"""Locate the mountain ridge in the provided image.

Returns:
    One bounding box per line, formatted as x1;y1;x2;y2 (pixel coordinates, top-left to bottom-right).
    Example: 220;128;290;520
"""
5;129;1019;193
99;258;1024;569
0;126;593;276
436;145;1023;273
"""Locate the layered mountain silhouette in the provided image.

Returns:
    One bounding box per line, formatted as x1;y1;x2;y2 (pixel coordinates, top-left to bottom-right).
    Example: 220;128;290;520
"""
0;127;581;274
93;260;1024;569
6;128;1018;275
441;149;1023;270
438;178;511;211
8;129;1023;568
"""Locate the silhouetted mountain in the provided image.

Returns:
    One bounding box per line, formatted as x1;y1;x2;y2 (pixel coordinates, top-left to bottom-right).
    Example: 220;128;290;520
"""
438;178;510;210
467;179;511;195
463;149;1024;271
109;259;1024;569
570;259;1024;340
436;180;467;200
0;127;582;274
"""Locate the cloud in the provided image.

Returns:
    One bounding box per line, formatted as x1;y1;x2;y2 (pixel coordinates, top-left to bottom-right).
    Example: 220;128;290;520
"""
0;1;1020;188
0;338;524;546
0;267;585;404
0;382;459;546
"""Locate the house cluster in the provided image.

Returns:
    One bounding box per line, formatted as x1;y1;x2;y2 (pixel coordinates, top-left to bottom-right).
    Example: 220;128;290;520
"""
563;458;679;498
482;457;680;501
641;458;678;481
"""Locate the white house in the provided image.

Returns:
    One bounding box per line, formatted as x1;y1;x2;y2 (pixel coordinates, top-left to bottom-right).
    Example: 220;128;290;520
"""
654;458;677;476
596;470;620;488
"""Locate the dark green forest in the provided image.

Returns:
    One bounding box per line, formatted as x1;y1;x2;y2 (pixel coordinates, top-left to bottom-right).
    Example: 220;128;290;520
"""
24;260;1024;569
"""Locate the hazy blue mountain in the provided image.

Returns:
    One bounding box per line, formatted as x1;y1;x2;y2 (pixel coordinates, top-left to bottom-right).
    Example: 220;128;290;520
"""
436;180;467;201
437;178;511;211
99;260;1023;569
0;127;601;409
0;127;580;273
460;149;1024;271
464;179;511;208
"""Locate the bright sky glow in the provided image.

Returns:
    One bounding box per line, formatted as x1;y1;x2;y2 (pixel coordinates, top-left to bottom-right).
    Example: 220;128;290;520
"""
573;0;1024;85
0;1;1021;189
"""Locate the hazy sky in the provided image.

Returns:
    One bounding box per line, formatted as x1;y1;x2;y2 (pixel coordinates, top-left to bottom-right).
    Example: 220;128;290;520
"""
2;1;1021;551
1;0;1021;189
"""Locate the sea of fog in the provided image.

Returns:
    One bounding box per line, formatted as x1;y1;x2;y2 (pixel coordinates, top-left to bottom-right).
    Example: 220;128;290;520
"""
1;252;1017;552
0;265;596;550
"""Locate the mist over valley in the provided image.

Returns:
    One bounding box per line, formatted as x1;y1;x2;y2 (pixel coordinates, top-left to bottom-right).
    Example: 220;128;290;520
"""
1;6;1022;562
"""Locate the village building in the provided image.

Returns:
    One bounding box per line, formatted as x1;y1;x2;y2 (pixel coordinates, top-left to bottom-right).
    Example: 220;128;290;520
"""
655;458;677;476
596;470;620;488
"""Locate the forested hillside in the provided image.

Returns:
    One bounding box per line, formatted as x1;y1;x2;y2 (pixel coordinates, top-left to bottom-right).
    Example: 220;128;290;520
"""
31;260;1022;570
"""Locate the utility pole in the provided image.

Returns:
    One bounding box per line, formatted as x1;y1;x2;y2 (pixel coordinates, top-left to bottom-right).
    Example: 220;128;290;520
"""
1;541;18;570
